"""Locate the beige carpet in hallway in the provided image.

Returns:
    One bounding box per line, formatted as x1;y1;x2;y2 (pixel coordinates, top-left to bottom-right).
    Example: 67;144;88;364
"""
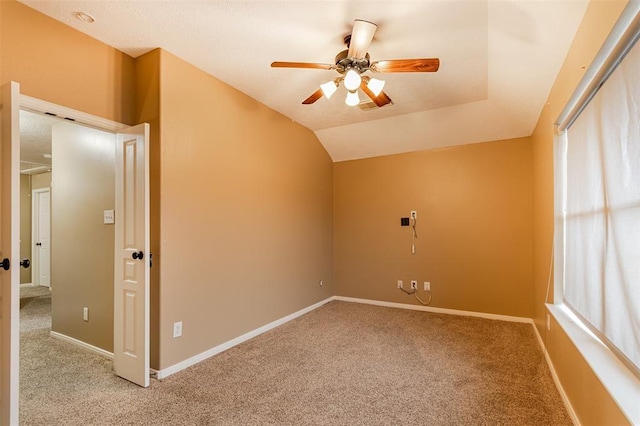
20;301;571;425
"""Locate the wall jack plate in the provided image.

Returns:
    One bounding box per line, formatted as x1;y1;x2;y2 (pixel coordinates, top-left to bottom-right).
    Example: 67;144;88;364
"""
410;280;418;290
410;210;417;219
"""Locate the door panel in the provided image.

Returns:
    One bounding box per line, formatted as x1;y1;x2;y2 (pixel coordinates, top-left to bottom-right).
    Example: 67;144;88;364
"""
113;124;149;387
1;82;21;425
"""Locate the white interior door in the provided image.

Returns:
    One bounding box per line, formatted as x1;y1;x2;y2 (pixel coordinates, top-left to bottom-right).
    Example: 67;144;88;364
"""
113;123;149;387
1;82;21;425
32;188;51;288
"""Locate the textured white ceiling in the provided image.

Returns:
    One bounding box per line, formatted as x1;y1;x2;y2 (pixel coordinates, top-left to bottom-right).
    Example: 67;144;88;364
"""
18;0;589;162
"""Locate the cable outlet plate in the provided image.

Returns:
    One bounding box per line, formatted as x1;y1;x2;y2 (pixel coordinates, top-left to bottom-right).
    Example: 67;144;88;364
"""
410;210;417;219
411;280;417;290
424;281;430;291
397;280;403;289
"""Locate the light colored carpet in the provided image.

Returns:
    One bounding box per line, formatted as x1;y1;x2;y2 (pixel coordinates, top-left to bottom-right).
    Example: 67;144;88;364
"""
20;301;571;425
20;290;51;332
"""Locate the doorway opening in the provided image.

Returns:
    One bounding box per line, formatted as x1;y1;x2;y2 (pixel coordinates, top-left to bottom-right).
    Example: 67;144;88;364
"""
2;85;151;422
18;109;119;408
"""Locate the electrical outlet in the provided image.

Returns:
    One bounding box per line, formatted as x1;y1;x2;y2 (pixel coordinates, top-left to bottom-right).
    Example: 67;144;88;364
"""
424;281;431;291
319;280;323;287
411;280;417;290
397;280;403;289
410;210;417;219
83;307;89;322
173;321;183;338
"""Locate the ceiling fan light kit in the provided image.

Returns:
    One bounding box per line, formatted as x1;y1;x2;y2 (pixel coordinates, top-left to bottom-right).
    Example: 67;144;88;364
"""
367;78;385;97
343;69;362;91
271;19;440;109
320;80;338;99
345;90;360;106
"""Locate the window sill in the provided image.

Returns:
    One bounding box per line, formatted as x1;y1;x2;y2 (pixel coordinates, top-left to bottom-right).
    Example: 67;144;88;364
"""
546;303;640;424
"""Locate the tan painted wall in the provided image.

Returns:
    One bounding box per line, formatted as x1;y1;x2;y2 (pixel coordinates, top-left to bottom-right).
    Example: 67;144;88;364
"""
156;50;334;368
0;0;135;125
546;312;629;425
134;49;161;369
51;122;115;351
0;0;134;353
19;172;51;284
32;172;51;191
530;0;628;423
334;138;533;317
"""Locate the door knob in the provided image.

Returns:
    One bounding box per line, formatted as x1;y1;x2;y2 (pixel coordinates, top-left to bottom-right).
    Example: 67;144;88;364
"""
36;242;42;246
20;258;30;269
132;251;144;260
1;258;9;271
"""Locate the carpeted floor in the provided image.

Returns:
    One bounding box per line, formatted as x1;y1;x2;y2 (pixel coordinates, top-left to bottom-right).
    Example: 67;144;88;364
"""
20;295;51;333
20;300;571;425
20;286;52;332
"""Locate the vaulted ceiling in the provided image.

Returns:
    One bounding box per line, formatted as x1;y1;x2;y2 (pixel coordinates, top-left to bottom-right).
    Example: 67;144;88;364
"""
19;0;589;162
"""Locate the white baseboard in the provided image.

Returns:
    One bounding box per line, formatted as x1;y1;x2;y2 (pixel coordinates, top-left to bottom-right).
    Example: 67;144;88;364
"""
531;320;580;425
154;296;334;379
334;296;533;324
50;331;113;360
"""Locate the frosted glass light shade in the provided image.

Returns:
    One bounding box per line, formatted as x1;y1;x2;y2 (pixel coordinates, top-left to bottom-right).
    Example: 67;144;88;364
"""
367;78;385;96
345;90;360;106
320;81;338;99
344;70;362;91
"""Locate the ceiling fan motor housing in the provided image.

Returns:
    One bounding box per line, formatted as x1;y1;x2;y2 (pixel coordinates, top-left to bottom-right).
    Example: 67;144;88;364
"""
334;49;370;74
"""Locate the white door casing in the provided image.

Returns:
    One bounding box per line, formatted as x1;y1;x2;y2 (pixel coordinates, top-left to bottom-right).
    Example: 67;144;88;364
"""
21;95;151;388
113;124;150;387
1;82;21;426
32;188;51;288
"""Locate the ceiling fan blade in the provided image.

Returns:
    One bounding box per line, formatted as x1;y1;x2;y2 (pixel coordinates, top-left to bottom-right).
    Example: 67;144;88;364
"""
302;88;324;105
371;58;440;73
360;80;392;108
271;61;336;70
348;20;377;60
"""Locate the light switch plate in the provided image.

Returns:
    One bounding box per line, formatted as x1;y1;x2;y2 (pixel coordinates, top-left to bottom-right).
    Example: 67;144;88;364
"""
104;210;115;224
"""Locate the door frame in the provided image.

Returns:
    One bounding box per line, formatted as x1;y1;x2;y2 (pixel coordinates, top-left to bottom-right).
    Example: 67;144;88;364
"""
31;187;51;287
8;93;150;416
1;81;21;426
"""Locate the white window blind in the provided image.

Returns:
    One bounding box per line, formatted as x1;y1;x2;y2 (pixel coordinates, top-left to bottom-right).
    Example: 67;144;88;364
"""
563;35;640;374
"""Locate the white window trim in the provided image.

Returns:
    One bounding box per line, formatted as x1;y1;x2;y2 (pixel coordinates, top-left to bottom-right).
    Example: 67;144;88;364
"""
546;305;640;424
550;2;640;423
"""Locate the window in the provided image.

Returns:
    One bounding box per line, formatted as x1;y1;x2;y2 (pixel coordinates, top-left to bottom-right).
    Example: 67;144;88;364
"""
556;16;640;376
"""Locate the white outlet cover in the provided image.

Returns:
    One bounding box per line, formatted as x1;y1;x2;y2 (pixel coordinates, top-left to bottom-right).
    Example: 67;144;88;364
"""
173;321;183;338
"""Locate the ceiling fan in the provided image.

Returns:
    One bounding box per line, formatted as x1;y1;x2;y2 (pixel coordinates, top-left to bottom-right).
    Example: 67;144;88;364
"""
271;19;440;108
